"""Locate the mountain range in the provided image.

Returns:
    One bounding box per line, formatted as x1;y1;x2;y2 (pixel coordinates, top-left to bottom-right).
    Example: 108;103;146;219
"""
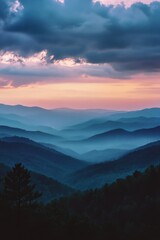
0;136;87;181
0;104;160;201
59;126;160;154
0;104;117;129
66;141;160;189
64;117;160;139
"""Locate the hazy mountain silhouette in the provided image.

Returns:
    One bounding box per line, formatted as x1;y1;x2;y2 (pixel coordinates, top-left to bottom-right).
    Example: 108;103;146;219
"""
66;141;160;189
41;142;128;163
0;137;88;181
59;126;160;154
87;126;160;142
0;104;117;129
0;115;60;135
0;125;62;145
77;149;129;163
63;117;160;138
108;108;160;120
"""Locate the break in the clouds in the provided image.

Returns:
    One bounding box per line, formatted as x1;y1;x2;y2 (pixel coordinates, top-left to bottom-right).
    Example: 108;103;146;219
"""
0;0;160;86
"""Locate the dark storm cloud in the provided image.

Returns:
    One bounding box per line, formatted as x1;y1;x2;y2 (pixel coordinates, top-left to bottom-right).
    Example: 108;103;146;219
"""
0;0;14;20
0;0;160;74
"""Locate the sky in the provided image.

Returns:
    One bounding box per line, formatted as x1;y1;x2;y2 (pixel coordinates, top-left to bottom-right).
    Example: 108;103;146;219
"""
0;0;160;110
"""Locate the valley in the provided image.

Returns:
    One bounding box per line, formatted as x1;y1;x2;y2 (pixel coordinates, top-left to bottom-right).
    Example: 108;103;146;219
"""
0;104;160;201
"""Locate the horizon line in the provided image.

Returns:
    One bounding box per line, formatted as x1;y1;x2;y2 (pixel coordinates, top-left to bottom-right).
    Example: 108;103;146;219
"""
0;102;160;112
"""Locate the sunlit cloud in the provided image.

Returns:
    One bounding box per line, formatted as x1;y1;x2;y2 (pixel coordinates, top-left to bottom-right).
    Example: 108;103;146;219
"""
0;50;50;65
10;0;24;13
54;58;87;67
0;49;132;87
57;1;155;6
95;0;155;7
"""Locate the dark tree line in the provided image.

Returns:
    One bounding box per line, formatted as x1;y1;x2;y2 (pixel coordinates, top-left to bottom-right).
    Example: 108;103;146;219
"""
0;163;160;240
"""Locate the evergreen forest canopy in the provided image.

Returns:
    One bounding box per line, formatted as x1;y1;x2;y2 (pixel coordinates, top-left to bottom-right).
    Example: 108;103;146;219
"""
0;164;160;240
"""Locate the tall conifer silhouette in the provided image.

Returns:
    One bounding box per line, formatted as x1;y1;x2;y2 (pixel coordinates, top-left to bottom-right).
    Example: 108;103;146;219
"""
4;163;41;208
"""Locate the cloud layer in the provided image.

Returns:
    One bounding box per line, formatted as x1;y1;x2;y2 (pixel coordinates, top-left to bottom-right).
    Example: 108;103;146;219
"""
0;0;160;86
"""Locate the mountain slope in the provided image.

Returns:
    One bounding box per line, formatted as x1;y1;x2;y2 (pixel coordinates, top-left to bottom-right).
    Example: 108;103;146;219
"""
78;148;129;163
66;141;160;189
64;117;160;138
43;142;128;163
87;126;160;142
0;137;87;181
0;125;62;144
0;163;74;203
0;115;60;135
108;108;160;120
60;126;160;153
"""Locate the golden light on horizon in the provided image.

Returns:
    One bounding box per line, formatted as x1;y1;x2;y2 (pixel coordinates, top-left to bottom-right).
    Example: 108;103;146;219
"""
1;76;160;110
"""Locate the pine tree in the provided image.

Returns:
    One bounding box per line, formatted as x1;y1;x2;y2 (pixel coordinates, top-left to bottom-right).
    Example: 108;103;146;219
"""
4;163;41;209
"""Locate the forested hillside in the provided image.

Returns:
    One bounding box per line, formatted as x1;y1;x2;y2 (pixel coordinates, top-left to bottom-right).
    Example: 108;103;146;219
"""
0;165;160;240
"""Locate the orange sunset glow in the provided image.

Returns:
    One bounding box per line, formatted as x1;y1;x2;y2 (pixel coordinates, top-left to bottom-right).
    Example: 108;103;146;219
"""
1;74;160;110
